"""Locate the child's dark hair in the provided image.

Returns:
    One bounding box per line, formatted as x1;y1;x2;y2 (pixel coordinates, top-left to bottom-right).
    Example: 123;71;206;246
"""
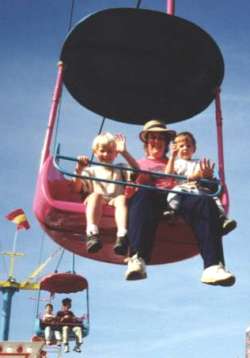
175;131;196;151
62;298;72;306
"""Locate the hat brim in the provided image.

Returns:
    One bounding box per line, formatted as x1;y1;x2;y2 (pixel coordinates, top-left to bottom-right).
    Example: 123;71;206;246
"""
139;128;176;142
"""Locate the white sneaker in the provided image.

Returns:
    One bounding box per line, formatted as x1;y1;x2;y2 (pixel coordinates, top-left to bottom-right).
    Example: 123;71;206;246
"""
125;254;147;280
201;263;235;286
73;344;82;353
63;344;69;353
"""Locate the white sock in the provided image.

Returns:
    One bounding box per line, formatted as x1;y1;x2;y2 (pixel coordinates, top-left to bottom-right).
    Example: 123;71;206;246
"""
117;228;127;237
86;224;99;236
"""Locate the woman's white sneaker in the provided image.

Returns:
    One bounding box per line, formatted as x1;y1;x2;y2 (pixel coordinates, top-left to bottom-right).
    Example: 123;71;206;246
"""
201;263;235;286
125;254;147;280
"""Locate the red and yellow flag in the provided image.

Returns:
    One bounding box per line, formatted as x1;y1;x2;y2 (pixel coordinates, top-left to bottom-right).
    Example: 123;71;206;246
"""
5;209;30;230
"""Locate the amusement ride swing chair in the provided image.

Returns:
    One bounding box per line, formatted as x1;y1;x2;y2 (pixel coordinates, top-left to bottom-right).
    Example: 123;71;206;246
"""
33;0;230;266
33;252;89;353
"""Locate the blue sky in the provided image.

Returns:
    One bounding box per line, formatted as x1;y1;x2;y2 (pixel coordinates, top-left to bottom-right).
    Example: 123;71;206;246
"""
0;1;250;357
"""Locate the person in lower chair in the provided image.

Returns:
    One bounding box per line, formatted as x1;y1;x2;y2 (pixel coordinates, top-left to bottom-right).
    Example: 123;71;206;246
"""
56;298;83;353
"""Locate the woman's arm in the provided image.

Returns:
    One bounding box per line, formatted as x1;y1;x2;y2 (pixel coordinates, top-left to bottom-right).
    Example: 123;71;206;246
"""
115;134;139;169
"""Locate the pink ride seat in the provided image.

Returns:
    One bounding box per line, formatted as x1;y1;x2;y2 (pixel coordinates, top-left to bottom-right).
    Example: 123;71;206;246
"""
33;155;199;265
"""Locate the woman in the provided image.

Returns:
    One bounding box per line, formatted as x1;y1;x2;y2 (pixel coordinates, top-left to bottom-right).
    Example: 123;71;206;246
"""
126;119;235;286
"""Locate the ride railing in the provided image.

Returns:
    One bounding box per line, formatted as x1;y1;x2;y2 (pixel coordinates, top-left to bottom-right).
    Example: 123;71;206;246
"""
35;316;89;338
54;149;221;198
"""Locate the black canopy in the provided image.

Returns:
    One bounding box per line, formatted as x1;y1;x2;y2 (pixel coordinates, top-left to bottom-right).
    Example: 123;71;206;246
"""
60;8;224;124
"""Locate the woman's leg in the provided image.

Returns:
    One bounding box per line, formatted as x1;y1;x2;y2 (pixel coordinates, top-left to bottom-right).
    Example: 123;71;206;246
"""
179;195;235;285
179;195;224;268
128;189;164;263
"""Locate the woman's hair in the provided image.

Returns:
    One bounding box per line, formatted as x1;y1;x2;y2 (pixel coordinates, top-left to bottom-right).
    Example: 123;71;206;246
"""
174;131;196;151
92;132;116;152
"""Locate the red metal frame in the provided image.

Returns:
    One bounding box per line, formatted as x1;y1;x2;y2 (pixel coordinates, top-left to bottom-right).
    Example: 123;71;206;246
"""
215;88;229;213
166;0;229;213
215;88;226;185
167;0;175;15
40;62;64;170
0;355;29;357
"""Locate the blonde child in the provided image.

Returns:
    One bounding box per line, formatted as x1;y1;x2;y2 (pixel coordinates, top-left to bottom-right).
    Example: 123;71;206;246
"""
42;303;61;346
165;132;237;235
73;132;139;254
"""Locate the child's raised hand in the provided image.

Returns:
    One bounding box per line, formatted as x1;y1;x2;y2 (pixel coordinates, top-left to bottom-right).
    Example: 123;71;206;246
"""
115;133;127;154
199;158;215;178
169;142;178;158
75;155;89;174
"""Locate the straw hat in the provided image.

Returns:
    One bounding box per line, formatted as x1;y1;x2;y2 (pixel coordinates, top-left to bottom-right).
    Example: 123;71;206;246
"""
139;119;176;142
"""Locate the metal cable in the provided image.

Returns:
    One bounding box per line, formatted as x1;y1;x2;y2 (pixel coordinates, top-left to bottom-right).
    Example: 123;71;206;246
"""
136;0;142;8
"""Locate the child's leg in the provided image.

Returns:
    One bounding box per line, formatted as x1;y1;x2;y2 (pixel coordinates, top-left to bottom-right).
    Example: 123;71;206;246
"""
72;326;83;352
44;326;52;343
167;187;183;211
113;194;127;237
54;330;62;345
112;195;128;255
84;193;105;253
214;197;237;235
213;196;226;215
62;326;69;345
62;326;70;352
73;326;83;345
85;193;105;235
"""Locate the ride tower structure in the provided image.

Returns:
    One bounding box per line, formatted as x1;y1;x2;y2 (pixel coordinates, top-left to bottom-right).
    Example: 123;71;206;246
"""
0;229;63;341
0;231;39;341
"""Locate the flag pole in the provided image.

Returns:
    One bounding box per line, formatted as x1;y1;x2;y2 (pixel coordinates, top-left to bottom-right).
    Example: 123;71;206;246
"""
8;229;19;280
12;229;18;253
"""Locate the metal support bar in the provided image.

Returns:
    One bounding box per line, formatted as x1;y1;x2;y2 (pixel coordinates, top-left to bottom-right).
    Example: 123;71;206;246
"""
54;152;222;197
0;287;18;340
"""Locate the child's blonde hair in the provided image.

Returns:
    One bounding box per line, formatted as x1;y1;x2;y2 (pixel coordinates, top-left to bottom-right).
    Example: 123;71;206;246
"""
92;132;116;152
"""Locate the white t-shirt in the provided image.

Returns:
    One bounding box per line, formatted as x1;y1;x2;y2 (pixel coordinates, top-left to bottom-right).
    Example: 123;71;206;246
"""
80;165;127;199
174;158;200;184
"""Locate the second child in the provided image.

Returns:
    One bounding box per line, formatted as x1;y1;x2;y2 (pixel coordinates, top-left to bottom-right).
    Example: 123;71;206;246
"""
165;131;237;235
42;303;61;346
